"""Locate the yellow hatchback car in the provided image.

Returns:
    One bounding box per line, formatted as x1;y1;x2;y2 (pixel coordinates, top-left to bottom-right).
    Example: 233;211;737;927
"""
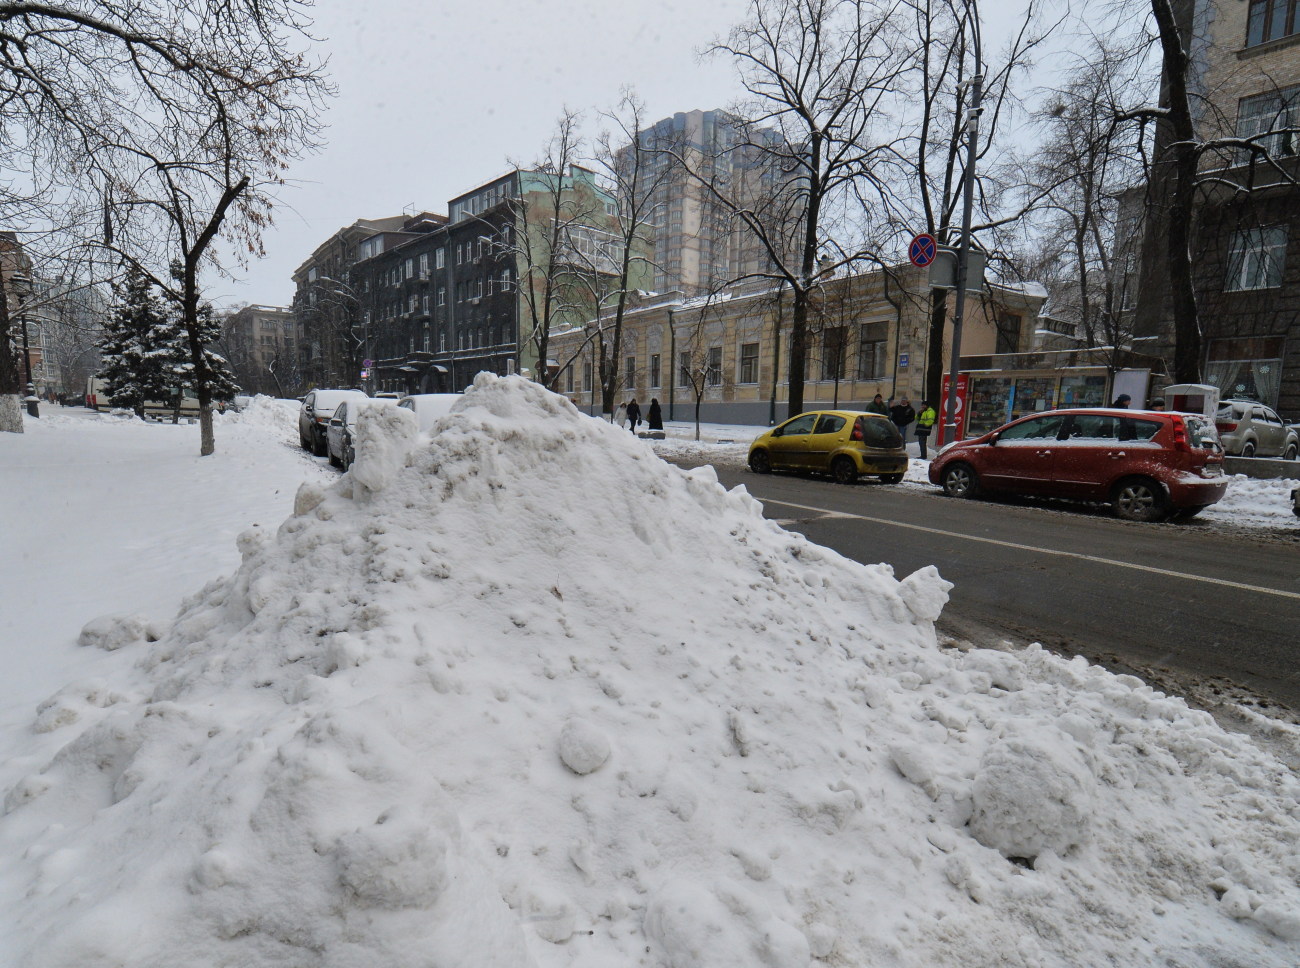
748;410;908;484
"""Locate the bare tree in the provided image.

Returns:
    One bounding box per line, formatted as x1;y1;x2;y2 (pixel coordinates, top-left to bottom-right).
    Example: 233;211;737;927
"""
586;90;677;417
1024;36;1151;380
506;110;604;390
903;0;1058;407
673;293;728;440
0;0;330;434
685;0;912;417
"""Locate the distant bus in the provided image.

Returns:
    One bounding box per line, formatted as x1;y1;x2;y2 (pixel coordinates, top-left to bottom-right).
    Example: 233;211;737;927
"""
85;377;201;420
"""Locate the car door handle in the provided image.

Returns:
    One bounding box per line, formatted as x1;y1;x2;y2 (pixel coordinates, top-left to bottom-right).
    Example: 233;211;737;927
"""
1109;452;1126;458
1036;450;1053;457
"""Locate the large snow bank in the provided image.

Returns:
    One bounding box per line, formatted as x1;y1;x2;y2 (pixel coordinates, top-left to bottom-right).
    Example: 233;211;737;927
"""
3;375;1299;967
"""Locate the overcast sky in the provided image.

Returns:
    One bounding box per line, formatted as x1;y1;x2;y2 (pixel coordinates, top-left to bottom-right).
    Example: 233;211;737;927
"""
218;0;1046;309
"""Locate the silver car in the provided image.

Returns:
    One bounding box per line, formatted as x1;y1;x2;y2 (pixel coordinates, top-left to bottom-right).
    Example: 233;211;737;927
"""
1214;399;1298;459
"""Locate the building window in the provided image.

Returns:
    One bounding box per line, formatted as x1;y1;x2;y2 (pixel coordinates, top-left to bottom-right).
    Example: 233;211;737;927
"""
706;346;722;386
584;359;593;392
419;252;429;274
566;366;575;393
405;259;414;280
625;355;636;389
739;342;759;384
501;267;513;291
437;286;446;306
1236;87;1300;162
1226;226;1287;290
679;350;692;387
857;321;888;380
821;327;847;381
436;247;445;269
1247;0;1300;47
995;313;1021;354
456;244;463;265
423;329;431;352
1205;336;1285;405
650;353;661;388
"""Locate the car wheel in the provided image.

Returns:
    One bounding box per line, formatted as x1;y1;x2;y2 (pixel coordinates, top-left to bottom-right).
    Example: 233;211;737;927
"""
1242;440;1256;458
312;427;328;457
831;456;858;485
343;443;354;471
1285;442;1297;461
749;449;772;474
1112;477;1168;522
880;472;904;484
941;463;980;499
328;447;341;468
300;431;312;451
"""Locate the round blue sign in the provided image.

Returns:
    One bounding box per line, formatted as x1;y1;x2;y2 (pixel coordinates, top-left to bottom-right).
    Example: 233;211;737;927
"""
909;234;938;268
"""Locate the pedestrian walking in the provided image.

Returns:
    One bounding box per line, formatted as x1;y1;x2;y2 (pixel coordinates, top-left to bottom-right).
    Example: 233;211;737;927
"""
646;398;663;431
626;398;641;434
866;393;889;416
915;400;937;460
615;402;627;427
889;397;916;436
1110;393;1131;408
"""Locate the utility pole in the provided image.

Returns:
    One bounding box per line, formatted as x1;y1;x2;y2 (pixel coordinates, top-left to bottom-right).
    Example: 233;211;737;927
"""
942;10;983;447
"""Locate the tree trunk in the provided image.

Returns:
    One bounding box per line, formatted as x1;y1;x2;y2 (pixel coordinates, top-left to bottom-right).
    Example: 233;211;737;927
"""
0;282;24;433
788;291;809;416
924;288;947;407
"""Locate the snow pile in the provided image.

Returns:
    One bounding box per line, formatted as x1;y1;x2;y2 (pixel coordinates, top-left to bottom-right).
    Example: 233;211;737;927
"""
3;374;1300;967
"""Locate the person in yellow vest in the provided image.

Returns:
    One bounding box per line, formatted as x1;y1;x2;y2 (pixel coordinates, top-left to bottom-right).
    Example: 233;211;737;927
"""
915;400;937;459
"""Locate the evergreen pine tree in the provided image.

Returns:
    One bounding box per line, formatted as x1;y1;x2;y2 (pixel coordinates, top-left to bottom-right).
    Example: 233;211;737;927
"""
99;267;181;417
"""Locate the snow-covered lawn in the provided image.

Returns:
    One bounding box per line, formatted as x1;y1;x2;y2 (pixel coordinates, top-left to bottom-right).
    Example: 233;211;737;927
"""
1;384;1298;967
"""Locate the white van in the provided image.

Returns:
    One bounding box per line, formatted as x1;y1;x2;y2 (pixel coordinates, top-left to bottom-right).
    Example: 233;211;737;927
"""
86;377;202;420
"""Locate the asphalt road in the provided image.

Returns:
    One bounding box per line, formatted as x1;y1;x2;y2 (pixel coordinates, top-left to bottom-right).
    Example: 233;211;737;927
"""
703;464;1300;716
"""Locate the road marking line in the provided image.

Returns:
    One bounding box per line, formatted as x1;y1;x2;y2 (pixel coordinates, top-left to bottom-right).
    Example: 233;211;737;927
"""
763;498;1300;601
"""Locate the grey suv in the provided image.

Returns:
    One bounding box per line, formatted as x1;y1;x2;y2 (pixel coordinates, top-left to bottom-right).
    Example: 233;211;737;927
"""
1214;400;1298;459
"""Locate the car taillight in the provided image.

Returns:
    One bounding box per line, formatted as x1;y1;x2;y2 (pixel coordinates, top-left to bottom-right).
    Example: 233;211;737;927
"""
1171;415;1190;452
851;418;864;441
1215;421;1237;433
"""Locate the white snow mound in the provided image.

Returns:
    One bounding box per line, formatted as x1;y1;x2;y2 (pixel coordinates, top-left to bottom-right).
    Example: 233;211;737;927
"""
3;374;1300;967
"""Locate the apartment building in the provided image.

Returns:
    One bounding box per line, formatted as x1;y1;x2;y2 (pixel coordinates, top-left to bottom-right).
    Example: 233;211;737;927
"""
618;109;788;297
339;166;653;395
1134;0;1300;415
549;266;1048;427
221;305;300;396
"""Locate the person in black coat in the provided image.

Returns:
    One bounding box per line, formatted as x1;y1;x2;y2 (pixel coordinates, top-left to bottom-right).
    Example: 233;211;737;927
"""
626;398;641;433
889;397;916;435
646;398;663;430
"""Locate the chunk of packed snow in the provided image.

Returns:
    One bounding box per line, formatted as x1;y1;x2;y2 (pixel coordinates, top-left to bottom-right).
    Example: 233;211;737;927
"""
3;375;1300;968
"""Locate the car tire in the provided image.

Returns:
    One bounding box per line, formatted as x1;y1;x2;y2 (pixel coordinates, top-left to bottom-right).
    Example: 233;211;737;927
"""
312;427;328;457
831;456;858;485
1285;442;1297;461
328;449;341;468
1242;440;1256;458
1112;477;1168;522
880;472;904;484
941;463;980;499
300;431;312;451
343;443;354;471
749;449;772;474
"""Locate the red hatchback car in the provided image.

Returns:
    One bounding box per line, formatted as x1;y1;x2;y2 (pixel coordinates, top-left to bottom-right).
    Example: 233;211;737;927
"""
928;408;1227;521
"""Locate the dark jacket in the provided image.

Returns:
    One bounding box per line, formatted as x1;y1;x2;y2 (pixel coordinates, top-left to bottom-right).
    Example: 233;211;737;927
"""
647;400;663;430
866;398;889;416
890;403;916;427
626;401;641;423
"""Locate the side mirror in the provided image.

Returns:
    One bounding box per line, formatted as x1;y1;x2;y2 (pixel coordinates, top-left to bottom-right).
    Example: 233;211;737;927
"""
986;433;998;446
771;426;784;438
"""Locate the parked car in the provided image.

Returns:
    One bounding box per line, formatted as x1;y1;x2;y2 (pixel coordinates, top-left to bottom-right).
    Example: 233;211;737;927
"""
396;393;462;433
748;410;908;484
299;388;369;457
928;408;1227;522
1293;483;1300;518
325;398;398;470
1214;399;1298;459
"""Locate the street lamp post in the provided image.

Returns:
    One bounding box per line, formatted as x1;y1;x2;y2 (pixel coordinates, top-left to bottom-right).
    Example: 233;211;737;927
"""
942;8;983;448
12;275;39;417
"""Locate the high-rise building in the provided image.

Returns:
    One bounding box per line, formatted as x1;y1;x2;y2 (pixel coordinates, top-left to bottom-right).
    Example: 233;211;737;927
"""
618;109;788;297
221;305;299;397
